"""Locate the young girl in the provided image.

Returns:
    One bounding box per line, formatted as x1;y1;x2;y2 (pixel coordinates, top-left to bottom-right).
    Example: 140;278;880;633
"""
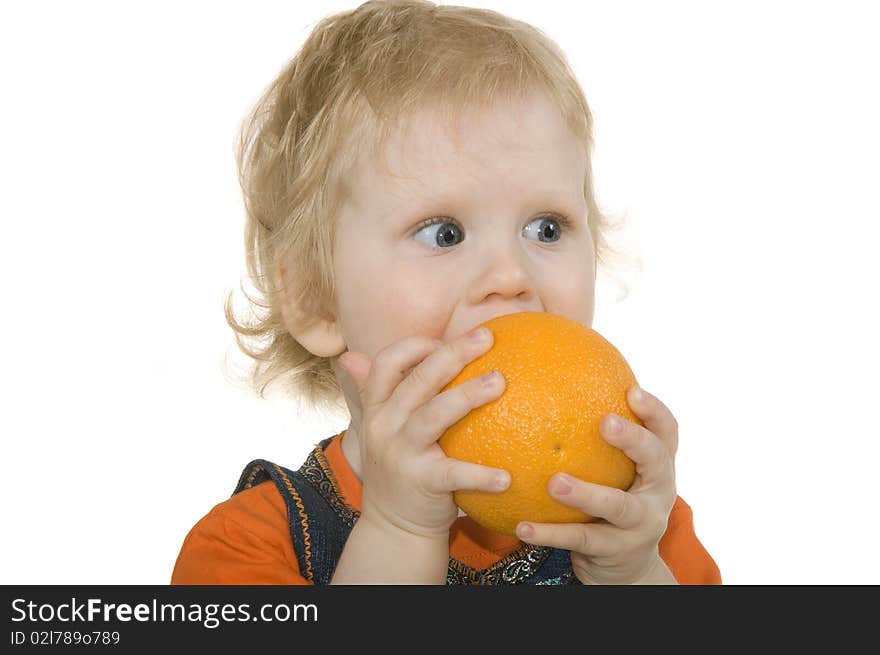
172;0;720;585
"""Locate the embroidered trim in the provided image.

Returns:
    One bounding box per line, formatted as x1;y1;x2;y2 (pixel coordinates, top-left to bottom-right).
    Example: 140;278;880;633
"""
241;463;265;490
447;545;551;585
298;440;359;528
298;438;552;585
273;463;315;583
535;570;581;585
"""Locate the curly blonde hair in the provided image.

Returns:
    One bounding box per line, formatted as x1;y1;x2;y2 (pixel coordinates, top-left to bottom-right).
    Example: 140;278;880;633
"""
224;0;637;419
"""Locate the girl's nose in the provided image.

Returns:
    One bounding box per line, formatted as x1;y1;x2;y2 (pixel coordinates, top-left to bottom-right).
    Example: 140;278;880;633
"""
468;242;535;304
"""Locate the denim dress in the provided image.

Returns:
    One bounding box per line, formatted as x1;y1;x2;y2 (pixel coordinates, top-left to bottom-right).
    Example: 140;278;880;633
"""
234;437;581;585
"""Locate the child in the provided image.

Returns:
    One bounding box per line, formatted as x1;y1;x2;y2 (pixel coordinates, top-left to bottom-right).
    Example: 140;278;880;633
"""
172;0;720;585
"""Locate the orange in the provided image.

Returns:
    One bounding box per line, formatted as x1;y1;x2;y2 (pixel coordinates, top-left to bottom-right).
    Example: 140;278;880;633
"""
438;311;641;536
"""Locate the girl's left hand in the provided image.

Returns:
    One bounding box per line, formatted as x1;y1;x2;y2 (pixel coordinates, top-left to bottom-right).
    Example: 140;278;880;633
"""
515;385;679;585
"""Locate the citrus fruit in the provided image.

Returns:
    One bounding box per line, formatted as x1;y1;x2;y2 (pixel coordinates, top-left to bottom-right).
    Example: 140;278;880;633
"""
438;311;640;536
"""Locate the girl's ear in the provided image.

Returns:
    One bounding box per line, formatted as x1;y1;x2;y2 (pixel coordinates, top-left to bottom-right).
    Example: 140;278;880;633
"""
274;266;347;357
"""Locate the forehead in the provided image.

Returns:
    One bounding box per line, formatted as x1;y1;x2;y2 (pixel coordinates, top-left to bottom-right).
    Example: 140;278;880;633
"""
343;92;586;214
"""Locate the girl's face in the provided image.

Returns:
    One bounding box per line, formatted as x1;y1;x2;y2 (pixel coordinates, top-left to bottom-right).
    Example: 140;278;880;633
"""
331;91;596;359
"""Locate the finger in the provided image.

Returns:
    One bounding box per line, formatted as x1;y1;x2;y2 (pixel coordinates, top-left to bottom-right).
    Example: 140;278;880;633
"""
337;351;372;388
627;386;679;457
408;368;506;448
355;337;444;409
428;457;511;495
601;413;672;485
516;520;620;558
547;473;643;529
390;326;495;417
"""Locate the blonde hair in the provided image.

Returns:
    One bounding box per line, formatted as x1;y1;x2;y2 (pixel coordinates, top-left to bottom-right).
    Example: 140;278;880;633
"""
224;0;638;418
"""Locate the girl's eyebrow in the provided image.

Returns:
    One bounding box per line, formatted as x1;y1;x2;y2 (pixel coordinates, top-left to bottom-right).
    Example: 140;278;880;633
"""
392;183;581;210
377;184;586;226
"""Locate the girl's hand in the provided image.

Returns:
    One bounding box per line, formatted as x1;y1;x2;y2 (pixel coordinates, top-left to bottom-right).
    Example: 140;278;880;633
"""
337;327;511;541
515;386;679;585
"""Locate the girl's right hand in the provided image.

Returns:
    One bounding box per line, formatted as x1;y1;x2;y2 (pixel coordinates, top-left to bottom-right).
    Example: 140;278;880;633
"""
336;326;510;540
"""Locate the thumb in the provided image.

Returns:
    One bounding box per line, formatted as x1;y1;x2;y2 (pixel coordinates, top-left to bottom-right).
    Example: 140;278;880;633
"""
337;350;372;391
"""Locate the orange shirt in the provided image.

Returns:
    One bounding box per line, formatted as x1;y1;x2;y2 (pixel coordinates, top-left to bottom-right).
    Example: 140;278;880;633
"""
172;432;721;585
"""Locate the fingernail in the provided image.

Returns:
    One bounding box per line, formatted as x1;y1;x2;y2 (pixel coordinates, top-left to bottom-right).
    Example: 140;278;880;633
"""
632;387;645;403
469;327;490;342
517;523;534;540
480;370;501;388
606;415;621;434
494;471;511;490
553;474;572;495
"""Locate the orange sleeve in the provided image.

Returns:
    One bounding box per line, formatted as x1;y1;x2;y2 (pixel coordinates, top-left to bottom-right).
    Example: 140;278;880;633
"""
658;496;722;585
171;482;311;585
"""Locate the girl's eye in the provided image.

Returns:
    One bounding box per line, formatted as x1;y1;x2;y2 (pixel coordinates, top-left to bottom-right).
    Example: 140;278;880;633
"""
523;215;567;243
412;214;570;250
413;219;465;249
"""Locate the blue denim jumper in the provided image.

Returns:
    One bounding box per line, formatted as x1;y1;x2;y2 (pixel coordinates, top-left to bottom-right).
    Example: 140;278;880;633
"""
233;437;581;585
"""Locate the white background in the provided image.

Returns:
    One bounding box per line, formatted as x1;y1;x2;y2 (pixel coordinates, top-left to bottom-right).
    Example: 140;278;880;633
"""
2;1;878;585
